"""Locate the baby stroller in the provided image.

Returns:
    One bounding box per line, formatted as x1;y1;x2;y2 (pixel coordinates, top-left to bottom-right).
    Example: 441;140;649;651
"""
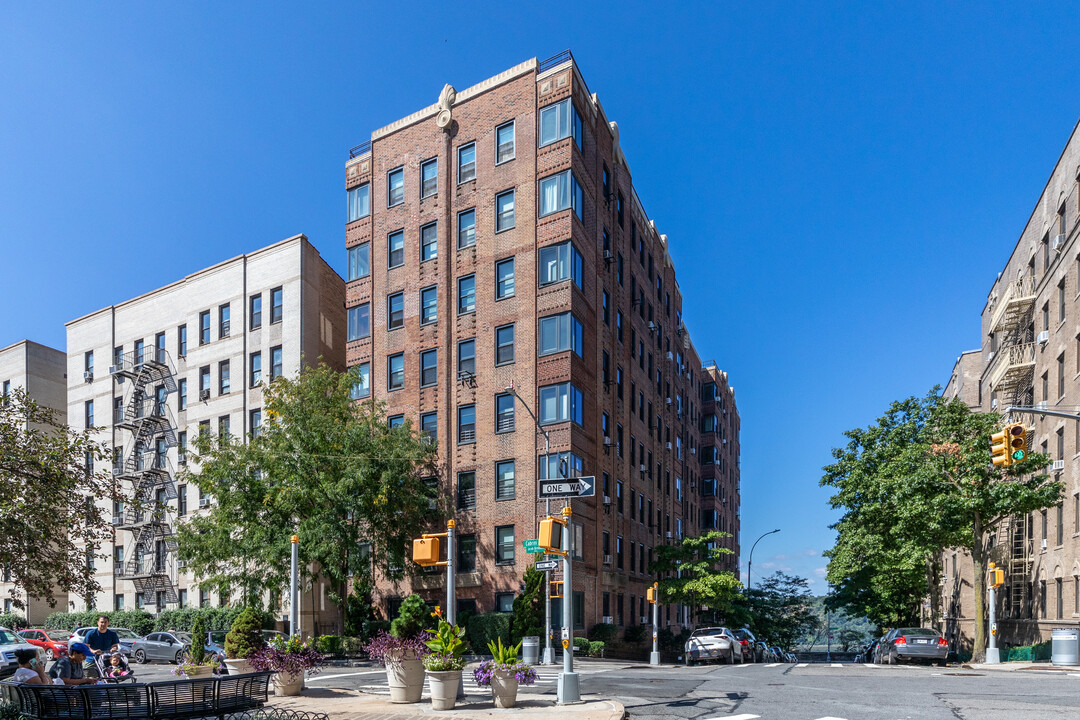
89;651;136;683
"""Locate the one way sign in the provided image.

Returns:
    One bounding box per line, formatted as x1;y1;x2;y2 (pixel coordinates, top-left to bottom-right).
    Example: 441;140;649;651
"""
538;475;596;499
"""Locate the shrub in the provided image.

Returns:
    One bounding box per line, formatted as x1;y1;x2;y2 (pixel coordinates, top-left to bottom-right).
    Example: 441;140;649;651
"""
390;594;429;640
466;613;510;655
360;618;390;642
341;636;366;655
189;614;209;666
588;623;618;642
624;624;647;643
153;607;274;633
0;700;24;720
343;592;373;637
0;612;28;631
658;627;690;655
224;607;264;659
316;635;343;656
573;637;589;653
43;609;154;636
588;640;605;657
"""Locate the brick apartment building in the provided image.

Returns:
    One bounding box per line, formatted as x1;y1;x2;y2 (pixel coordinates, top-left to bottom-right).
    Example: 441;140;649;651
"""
940;118;1080;651
344;52;741;632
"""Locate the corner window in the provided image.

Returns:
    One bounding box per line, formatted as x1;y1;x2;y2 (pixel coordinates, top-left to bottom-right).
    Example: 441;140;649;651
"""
421;221;438;262
496;394;515;433
421;158;438;198
539;312;583;357
348;243;370;281
539;382;584;425
539;451;584;479
495;324;515;365
496;459;516;499
347;184;370;222
350;363;370;400
496;257;515;299
387;167;404;206
539;169;584;220
387;292;404;330
388;230;405;269
421;349;438;388
539;98;582;149
458;339;476;377
496;189;515;232
458;275;476;314
495;525;515;565
538;241;583;288
347;303;370;341
496;121;515;164
458;208;477;249
458;143;476;184
387;353;404;391
458;405;476;444
421;286;438;325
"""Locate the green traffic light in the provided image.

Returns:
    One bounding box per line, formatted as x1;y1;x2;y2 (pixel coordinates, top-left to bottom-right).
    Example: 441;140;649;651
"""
1012;450;1025;460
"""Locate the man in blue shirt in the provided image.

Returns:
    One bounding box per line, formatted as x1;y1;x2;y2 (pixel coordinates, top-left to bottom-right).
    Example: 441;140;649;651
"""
83;615;120;660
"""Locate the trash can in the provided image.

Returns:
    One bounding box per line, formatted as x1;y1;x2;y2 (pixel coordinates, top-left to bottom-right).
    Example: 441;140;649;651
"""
1051;628;1079;666
522;636;539;665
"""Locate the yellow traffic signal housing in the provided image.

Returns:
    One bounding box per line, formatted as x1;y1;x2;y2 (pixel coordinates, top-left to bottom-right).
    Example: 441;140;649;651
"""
550;580;563;599
989;568;1005;588
991;426;1012;467
647;586;656;604
1008;423;1027;463
412;537;440;566
539;517;564;553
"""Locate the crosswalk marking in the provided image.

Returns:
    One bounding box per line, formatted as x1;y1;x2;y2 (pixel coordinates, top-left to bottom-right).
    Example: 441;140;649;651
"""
705;715;760;720
796;663;809;668
831;663;843;667
764;662;781;667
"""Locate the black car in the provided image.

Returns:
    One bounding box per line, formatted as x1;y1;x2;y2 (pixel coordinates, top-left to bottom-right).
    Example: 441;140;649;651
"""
731;628;762;662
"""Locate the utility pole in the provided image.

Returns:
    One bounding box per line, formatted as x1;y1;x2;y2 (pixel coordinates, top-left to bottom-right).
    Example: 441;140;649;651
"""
557;504;579;704
649;582;660;666
446;519;456;625
987;562;1000;664
289;534;299;638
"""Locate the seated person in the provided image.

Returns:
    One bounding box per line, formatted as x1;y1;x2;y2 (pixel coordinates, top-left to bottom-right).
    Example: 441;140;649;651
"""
105;653;130;678
49;643;97;685
12;649;49;685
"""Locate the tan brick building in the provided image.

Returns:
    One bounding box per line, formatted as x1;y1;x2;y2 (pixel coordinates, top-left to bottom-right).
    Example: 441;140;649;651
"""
344;52;741;632
940;118;1080;652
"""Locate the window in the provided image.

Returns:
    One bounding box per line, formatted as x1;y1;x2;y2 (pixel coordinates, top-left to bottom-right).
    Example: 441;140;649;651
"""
539;312;583;357
270;287;283;324
539;98;581;148
219;360;230;395
421;349;438;387
178;431;187;464
219;303;230;338
496;189;515;232
539;451;583;479
458;339;476;377
496;121;515;163
388;230;405;268
270;346;283;380
421;158;438;198
387;353;404;391
388;415;404;428
457;208;476;249
496;592;515;613
347;183;370;222
1060;354;1066;398
1060;279;1067;323
178;379;187;410
387;292;405;330
457;471;476;510
496;393;515;433
420;412;437;441
249;352;261;387
421;222;438;262
495;324;515;365
539;382;584;425
347;303;371;341
1057;577;1064;619
602;291;610;325
177;484;187;516
348;244;370;281
616;311;624;341
458;405;476;443
421;286;438;325
495;525;515;565
616;535;624;569
219;415;231;439
387;167;404;206
199;366;211;398
539;241;583;288
1058;503;1064;546
199;311;211;345
458;535;476;573
85;400;94;428
458;275;476;314
496;258;515;299
539;170;584;220
248;410;262;438
350;363;371;400
249;295;262;330
458;143;476;183
177;325;187;356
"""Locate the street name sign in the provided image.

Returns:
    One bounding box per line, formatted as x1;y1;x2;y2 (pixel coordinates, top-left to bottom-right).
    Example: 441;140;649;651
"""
538;475;596;499
534;559;560;572
522;539;540;552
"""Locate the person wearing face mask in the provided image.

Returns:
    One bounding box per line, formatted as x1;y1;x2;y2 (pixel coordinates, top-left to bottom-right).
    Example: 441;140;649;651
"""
11;649;49;685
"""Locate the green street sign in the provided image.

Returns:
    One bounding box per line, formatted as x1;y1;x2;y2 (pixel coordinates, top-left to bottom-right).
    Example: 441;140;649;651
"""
522;539;540;552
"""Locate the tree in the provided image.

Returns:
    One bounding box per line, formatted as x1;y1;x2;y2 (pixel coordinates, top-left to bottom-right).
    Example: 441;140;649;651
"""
0;387;133;610
176;363;439;628
836;628;865;652
510;556;545;644
649;531;741;625
738;572;820;651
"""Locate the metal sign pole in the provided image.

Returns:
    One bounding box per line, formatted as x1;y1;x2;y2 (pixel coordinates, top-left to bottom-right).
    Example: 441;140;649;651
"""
557;505;579;704
987;563;1000;664
290;534;299;638
446;520;455;625
650;585;660;665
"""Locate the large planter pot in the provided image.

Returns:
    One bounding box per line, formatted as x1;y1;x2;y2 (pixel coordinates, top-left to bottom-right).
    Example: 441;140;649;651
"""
426;669;460;711
491;669;518;709
182;665;215;679
224;658;254;675
385;651;425;704
273;671;304;696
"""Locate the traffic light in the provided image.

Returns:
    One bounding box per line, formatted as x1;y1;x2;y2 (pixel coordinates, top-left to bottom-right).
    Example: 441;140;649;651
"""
991;426;1012;468
412;537;440;566
989;567;1005;588
550;580;563;598
539;517;564;553
1008;423;1027;463
647;585;657;604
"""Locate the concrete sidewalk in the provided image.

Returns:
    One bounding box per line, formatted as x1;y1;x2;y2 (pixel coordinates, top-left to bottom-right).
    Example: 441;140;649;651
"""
963;661;1080;673
268;688;626;720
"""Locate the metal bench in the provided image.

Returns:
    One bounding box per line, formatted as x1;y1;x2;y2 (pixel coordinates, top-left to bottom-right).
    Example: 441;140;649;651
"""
0;671;271;720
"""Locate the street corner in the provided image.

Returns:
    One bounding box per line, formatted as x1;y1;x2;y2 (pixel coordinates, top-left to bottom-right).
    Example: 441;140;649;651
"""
268;690;625;720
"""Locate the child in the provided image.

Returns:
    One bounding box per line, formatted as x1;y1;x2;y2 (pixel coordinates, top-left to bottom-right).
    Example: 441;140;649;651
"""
105;653;130;678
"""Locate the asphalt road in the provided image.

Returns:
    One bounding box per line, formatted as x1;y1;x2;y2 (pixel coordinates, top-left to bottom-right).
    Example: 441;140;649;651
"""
124;658;1080;719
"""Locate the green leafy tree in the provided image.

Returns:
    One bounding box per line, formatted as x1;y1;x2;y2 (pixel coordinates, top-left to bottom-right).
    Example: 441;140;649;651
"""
0;387;136;611
649;531;741;625
737;572;820;651
510;556;545;644
836;628;865;652
224;607;264;659
176;363;439;628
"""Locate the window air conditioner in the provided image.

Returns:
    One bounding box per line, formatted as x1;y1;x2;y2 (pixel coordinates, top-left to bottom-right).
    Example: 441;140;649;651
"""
602;615;613;624
640;464;647;473
198;498;211;508
1054;233;1066;251
665;531;673;538
428;498;438;510
1041;538;1048;550
603;436;612;446
111;516;123;526
1037;330;1050;345
177;560;187;569
603;250;613;260
199;389;210;401
603;495;612;505
666;351;673;360
987;351;995;363
991;398;998;409
109;365;121;375
640;616;648;624
1036;401;1049;411
112;467;123;476
666;442;672;450
603;555;612;565
690;447;696;455
83;371;94;382
1052;460;1065;471
666;397;672;405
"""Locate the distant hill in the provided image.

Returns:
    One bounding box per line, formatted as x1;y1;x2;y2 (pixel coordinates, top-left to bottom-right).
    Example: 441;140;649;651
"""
797;596;876;651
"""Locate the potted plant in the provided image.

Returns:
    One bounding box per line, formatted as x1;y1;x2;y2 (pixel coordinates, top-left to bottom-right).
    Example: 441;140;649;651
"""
249;635;324;696
422;608;467;711
173;614;218;678
473;637;537;708
223;607;264;675
362;594;430;703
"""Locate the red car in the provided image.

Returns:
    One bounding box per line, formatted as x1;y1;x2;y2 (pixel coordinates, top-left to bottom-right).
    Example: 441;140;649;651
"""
18;628;70;661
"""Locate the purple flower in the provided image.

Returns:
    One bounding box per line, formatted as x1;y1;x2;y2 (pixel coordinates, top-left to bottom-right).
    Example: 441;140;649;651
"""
472;659;537;687
362;630;433;667
248;635;324;677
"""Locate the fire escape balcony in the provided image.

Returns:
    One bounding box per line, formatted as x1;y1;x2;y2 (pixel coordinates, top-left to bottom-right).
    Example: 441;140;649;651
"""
989;342;1037;396
989;275;1037;336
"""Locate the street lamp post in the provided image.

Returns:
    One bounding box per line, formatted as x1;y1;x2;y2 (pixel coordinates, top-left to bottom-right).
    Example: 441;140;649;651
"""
506;384;555;666
746;528;780;594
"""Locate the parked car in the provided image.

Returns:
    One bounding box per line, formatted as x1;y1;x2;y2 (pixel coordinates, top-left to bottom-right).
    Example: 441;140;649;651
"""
130;631;193;664
753;640;772;662
17;628;70;661
871;636;887;664
786;652;798;663
69;626;140;657
205;629;285;663
731;628;761;662
769;646;786;662
877;627;947;666
0;627;42;680
855;639;877;663
684;627;741;666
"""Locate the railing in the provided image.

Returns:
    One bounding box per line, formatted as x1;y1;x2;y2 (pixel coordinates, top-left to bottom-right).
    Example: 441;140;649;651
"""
989;275;1037;334
989;341;1037;390
349;140;372;160
539;49;574;74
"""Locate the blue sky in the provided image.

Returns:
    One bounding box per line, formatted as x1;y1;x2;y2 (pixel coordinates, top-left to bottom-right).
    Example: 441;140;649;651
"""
3;3;1080;593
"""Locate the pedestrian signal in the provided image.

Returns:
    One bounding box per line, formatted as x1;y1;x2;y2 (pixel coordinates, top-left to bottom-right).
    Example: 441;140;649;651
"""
989;568;1005;588
539;517;564;553
412;537;440;566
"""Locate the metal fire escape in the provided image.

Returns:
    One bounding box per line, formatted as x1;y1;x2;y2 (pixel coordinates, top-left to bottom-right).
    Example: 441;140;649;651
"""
111;347;179;606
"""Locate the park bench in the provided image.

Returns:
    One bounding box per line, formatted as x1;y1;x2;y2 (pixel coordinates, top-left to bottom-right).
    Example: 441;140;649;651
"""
0;670;272;720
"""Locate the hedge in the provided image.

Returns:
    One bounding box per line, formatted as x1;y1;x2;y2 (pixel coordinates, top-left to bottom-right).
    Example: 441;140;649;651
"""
624;625;647;643
587;623;618;642
466;613;511;655
1006;640;1052;662
44;610;154;636
0;613;28;631
42;607;274;637
152;607;274;633
316;635;343;656
573;637;589;653
588;640;605;657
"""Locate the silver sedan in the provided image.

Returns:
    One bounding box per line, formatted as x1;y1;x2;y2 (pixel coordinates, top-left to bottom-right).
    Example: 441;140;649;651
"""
130;632;192;664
